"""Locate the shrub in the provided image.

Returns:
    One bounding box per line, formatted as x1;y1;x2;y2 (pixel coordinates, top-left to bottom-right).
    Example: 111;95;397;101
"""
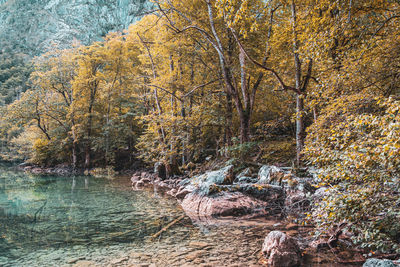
305;93;400;253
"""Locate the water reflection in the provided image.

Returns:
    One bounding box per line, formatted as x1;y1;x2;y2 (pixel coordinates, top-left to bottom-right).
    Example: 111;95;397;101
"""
0;168;184;265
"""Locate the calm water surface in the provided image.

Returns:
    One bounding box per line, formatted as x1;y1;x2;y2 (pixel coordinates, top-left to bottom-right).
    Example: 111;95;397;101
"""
0;167;187;266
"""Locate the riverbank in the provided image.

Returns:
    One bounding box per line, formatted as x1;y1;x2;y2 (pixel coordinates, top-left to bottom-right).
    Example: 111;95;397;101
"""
128;162;400;267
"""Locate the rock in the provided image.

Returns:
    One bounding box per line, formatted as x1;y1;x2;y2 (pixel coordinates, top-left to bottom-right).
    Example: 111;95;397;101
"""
67;257;86;264
258;165;285;185
181;191;269;217
363;259;399;267
313;187;329;201
231;229;243;235
154;162;167;180
189;165;234;195
140;178;151;184
262;231;301;267
179;178;191;187
133;180;144;189
188;241;210;249
234;168;254;183
237;184;285;204
185;251;206;261
238;167;252;177
203;183;285;207
294;179;316;193
131;174;141;183
234;176;258;184
166;188;177;197
72;260;97;267
157;181;170;189
110;257;128;265
175;187;192;200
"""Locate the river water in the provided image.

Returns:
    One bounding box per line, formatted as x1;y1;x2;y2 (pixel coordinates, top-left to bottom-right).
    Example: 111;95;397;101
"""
0;167;358;267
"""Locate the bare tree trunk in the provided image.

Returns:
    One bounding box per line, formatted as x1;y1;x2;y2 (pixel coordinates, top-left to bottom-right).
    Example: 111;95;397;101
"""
296;95;304;164
291;0;304;166
71;125;77;170
225;85;233;147
84;84;97;171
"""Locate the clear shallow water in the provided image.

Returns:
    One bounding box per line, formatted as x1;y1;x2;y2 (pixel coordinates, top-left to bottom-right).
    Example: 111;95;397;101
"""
0;168;185;266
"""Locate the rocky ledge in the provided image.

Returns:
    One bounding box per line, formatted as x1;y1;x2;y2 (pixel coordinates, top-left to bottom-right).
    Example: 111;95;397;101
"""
19;163;78;176
131;163;315;222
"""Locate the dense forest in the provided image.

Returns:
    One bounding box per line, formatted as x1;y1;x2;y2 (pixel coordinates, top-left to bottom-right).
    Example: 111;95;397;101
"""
0;0;400;257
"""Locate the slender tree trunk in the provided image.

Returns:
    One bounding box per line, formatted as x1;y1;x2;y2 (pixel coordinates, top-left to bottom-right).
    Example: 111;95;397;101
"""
225;89;233;147
291;0;304;166
296;95;304;164
71;125;77;171
85;93;95;171
239;112;251;143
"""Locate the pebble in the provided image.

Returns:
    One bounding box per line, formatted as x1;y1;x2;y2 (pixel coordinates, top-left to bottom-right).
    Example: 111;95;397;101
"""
73;260;97;267
188;241;210;249
67;256;86;264
185;251;206;261
110;257;128;264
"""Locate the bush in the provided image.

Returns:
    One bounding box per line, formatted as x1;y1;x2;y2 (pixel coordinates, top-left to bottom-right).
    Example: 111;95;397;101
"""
224;138;259;161
305;93;400;253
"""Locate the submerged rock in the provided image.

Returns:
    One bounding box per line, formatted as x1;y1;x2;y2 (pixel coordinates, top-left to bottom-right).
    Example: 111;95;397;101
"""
72;260;98;267
262;231;301;267
363;259;399;267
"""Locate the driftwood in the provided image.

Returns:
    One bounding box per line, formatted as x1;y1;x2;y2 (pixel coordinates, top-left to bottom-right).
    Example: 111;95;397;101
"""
151;215;185;240
33;200;47;223
87;225;146;245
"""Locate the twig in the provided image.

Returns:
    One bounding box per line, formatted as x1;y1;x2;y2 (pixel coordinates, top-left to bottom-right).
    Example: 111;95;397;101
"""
151;215;185;240
33;200;47;223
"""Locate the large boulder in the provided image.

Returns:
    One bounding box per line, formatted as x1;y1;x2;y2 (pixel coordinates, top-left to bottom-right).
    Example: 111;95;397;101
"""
181;191;269;217
258;165;285;185
262;231;301;267
363;259;399;267
234;168;258;184
193;183;285;213
189;165;234;195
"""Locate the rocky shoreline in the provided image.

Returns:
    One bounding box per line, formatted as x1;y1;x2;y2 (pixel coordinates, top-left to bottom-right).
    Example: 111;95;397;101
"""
130;162;400;267
16;161;400;266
